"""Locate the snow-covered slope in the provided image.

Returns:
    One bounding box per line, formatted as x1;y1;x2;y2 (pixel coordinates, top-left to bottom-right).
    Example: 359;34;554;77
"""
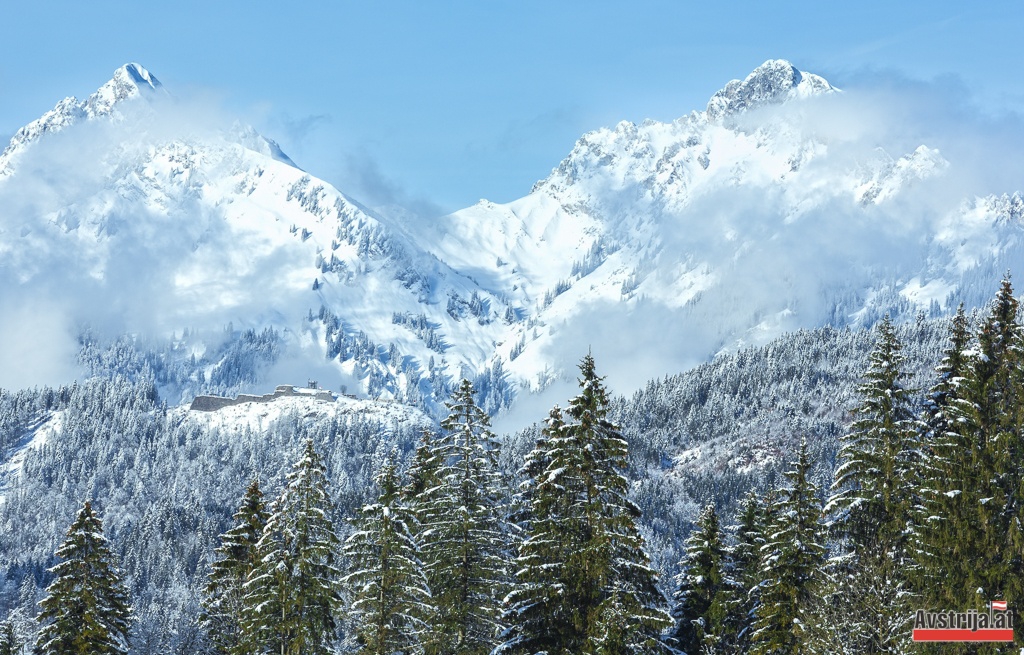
0;63;163;176
413;60;1024;395
0;412;63;501
0;64;517;411
2;60;1023;415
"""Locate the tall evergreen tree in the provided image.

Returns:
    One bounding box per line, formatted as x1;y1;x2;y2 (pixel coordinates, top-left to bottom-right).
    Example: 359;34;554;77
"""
829;315;918;551
498;354;670;655
417;379;508;655
751;441;825;655
496;405;567;654
824;316;918;653
343;458;432;655
402;430;442;507
509;405;561;525
36;500;132;655
962;278;1024;615
588;582;664;655
922;304;971;433
919;277;1024;636
730;491;768;655
670;503;734;654
914;305;975;614
245;439;341;655
0;620;21;655
202;478;268;655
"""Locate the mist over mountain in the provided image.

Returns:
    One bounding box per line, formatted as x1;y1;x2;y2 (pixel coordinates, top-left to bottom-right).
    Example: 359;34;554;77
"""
2;60;1022;420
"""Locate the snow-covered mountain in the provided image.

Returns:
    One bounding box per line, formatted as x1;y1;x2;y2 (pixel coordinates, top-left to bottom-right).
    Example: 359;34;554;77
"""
417;59;1024;395
1;60;1022;415
0;63;164;176
0;64;515;411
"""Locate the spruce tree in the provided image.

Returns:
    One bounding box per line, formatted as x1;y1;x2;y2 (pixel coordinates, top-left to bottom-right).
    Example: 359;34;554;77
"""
343;458;432;655
588;582;663;655
824;316;917;653
496;405;568;654
245;439;341;655
915;305;975;613
202;478;268;655
417;379;508;655
920;277;1024;632
402;430;442;507
670;503;734;654
0;621;20;655
751;441;825;655
829;315;917;550
36;500;132;655
922;304;971;434
498;354;670;655
730;489;772;653
965;278;1024;615
509;405;561;525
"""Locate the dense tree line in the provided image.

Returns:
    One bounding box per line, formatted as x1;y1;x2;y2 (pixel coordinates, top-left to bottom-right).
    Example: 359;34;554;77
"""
662;279;1024;653
0;372;428;653
23;366;672;654
8;277;1024;652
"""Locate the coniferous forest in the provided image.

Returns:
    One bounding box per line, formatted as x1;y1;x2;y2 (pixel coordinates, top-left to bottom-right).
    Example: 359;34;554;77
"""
4;277;1024;653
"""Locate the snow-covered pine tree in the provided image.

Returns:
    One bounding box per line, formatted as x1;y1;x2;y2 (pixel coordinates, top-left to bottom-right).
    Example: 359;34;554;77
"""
588;582;662;655
0;620;20;655
417;379;508;655
751;440;825;655
343;458;432;655
567;355;671;652
508;405;560;527
0;608;32;655
202;478;268;655
402;430;442;515
914;305;976;612
729;490;767;654
829;315;918;547
921;305;971;440
670;503;735;654
824;315;918;653
36;500;132;655
498;354;670;655
969;278;1024;618
496;405;566;654
244;439;341;655
926;277;1024;619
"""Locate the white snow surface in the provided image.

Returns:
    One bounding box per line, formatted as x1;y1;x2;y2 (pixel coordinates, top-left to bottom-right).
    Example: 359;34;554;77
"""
0;63;163;176
2;60;1024;418
0;411;63;502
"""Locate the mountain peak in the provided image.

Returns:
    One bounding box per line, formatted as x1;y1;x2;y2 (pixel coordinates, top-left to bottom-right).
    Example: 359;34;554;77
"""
83;63;162;118
0;63;165;175
117;63;161;90
705;59;834;122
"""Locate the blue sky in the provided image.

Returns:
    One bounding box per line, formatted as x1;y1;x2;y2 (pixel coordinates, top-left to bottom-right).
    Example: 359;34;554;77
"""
2;1;1023;215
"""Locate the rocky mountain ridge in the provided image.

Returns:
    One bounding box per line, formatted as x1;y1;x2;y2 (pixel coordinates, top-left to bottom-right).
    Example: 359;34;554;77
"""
0;60;1021;416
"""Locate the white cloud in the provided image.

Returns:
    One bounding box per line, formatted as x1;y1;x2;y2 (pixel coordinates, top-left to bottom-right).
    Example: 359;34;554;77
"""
0;298;81;390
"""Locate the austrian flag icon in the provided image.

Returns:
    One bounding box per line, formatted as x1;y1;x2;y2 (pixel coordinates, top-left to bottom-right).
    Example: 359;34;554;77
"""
992;600;1008;611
